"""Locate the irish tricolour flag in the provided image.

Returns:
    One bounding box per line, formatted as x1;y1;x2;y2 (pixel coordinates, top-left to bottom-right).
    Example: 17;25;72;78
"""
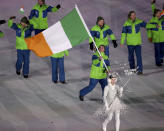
25;5;90;57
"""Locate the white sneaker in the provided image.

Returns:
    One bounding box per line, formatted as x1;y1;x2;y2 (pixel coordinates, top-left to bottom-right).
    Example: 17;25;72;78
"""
102;123;107;131
130;69;137;73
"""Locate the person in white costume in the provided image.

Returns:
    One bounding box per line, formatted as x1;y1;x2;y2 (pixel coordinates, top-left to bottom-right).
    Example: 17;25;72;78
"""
102;74;125;131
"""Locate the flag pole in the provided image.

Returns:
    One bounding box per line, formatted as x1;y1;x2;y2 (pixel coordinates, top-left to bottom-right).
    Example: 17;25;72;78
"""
75;4;110;74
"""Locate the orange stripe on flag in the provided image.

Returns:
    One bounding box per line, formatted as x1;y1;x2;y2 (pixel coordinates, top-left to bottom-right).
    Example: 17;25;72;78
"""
161;10;164;16
25;33;53;57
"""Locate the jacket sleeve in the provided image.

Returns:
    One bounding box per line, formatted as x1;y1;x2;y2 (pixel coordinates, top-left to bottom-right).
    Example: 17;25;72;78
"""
151;3;156;14
146;20;154;39
146;21;157;29
103;54;110;71
121;23;127;45
89;27;96;43
47;5;58;13
140;20;147;28
107;27;116;40
29;9;37;27
8;19;18;31
29;9;35;19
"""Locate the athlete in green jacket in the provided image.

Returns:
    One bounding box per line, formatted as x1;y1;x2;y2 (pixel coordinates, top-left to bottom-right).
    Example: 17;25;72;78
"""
0;20;6;38
89;16;117;57
151;0;164;14
147;3;164;66
29;0;61;35
50;50;69;84
8;16;34;78
121;11;147;75
79;45;110;101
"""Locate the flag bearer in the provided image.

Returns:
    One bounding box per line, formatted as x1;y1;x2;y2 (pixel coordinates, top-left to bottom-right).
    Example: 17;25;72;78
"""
79;45;110;101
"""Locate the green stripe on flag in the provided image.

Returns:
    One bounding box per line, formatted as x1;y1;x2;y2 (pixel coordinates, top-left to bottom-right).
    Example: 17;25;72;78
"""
60;8;89;47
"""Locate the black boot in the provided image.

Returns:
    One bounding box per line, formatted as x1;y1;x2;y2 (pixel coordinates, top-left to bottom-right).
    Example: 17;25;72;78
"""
79;95;84;101
24;75;28;78
53;81;58;84
16;71;20;75
137;71;143;75
156;64;162;67
60;81;66;84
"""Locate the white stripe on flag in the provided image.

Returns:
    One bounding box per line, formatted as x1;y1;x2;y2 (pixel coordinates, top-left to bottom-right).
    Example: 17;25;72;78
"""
43;21;72;54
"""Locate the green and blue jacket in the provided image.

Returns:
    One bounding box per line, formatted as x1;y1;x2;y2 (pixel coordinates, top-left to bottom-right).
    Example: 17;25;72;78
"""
29;4;59;29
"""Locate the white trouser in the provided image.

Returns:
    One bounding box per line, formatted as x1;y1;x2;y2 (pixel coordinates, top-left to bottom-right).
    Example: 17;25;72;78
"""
102;110;120;131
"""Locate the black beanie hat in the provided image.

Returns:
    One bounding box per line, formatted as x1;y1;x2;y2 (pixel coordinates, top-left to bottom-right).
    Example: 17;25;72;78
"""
20;16;29;25
153;9;161;17
96;16;104;25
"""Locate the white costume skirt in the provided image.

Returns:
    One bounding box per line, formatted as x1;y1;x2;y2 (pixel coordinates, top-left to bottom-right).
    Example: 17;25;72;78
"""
107;97;126;113
93;97;127;120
